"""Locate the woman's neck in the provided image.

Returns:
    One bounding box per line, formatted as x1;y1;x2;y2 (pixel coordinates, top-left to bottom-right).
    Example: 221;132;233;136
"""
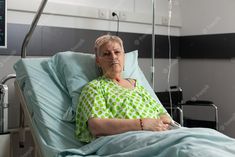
104;73;122;82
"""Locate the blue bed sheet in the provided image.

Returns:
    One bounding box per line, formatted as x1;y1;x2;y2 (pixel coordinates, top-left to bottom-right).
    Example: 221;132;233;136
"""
14;58;85;157
58;128;235;157
14;58;235;157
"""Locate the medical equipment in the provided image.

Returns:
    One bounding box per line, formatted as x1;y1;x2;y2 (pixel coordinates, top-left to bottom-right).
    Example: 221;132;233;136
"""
167;0;173;116
0;74;16;133
0;84;8;133
0;0;7;48
151;0;156;89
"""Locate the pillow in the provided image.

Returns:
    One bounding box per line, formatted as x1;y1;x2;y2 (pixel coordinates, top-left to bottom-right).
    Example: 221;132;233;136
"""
46;51;99;121
46;50;162;122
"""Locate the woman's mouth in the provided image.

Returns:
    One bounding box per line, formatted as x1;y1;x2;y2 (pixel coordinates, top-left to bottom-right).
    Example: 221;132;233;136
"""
111;61;119;65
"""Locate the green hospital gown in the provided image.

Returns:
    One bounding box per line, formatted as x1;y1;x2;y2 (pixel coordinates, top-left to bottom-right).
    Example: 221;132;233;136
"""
75;76;167;143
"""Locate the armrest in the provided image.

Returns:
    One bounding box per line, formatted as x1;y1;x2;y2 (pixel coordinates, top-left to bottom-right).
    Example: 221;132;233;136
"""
181;100;217;108
165;106;182;112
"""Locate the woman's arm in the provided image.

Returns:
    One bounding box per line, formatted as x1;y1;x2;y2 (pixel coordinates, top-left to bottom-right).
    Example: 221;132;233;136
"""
88;118;140;137
88;117;170;137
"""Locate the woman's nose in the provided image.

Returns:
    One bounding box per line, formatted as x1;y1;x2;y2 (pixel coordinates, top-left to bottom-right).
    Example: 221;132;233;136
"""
110;52;117;59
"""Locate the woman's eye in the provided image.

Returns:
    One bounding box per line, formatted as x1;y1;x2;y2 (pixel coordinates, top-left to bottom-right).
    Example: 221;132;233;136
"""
102;52;109;56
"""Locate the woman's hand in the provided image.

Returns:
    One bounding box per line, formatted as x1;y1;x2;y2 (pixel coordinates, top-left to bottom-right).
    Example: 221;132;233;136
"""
142;118;169;131
159;114;173;124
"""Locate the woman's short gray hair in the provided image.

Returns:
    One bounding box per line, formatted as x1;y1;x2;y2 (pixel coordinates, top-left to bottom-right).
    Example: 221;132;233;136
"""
94;34;124;56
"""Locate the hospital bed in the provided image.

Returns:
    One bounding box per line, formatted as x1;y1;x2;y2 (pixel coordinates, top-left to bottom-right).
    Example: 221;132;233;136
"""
13;52;235;157
14;50;164;157
13;0;235;157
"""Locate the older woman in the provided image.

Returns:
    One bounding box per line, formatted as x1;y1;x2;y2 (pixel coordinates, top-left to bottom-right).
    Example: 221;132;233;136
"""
75;34;173;143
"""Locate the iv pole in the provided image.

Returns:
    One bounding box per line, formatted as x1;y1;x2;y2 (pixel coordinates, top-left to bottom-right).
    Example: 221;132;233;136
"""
151;0;156;90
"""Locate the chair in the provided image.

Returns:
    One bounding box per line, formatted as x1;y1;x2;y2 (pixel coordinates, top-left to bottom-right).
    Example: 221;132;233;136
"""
155;86;219;130
181;100;218;130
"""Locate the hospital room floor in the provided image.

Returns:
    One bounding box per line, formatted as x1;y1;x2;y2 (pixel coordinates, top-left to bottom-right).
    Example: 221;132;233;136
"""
11;131;35;157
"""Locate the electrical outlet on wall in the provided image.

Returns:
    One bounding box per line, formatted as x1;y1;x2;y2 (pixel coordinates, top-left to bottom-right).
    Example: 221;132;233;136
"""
161;16;169;25
98;9;108;19
109;10;119;20
119;11;127;21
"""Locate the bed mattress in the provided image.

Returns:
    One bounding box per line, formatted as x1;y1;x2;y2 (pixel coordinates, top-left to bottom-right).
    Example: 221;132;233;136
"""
14;58;84;157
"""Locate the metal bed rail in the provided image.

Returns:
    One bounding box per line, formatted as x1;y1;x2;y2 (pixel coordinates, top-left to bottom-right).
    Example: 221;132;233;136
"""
21;0;48;58
17;1;50;156
14;81;43;157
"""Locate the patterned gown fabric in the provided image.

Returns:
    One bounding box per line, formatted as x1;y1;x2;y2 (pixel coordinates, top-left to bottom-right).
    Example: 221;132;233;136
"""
76;76;167;142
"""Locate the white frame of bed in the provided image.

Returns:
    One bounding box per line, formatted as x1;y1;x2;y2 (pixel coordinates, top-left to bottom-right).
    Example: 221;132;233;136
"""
14;81;44;157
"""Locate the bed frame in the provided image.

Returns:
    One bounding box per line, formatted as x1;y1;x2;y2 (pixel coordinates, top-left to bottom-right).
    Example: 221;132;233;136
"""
14;81;44;157
12;1;48;156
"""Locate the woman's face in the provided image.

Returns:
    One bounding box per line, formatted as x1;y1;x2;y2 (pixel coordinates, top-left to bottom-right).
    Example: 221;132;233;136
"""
96;41;124;77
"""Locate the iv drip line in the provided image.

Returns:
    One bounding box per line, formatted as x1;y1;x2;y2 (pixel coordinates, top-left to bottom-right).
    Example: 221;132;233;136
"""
167;0;173;117
151;0;156;89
